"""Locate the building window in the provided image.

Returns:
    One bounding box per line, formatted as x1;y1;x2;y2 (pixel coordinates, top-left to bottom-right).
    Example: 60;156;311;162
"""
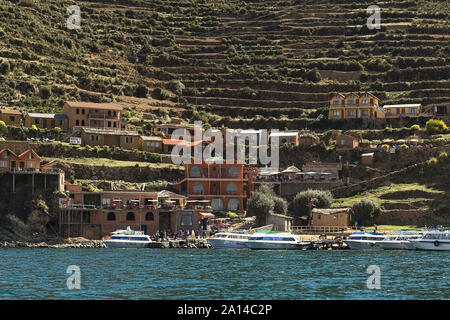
333;100;338;106
211;198;224;211
126;212;135;221
190;166;201;177
347;110;354;116
193;182;203;194
10;116;15;122
81;109;85;115
180;212;193;226
226;182;237;194
113;122;117;128
333;110;340;116
362;99;368;105
34;119;39;124
341;139;349;145
228;166;238;177
59;120;64;126
76;120;79;126
91;135;94;141
76;109;80;114
348;100;354;105
107;212;116;221
108;121;111;127
130;137;134;143
145;212;154;221
227;198;240;211
96;136;99;141
409;108;417;114
81;120;85;126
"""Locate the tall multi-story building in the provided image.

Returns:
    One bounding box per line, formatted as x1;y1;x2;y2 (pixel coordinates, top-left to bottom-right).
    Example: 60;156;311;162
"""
173;161;253;213
328;92;385;120
62;101;123;130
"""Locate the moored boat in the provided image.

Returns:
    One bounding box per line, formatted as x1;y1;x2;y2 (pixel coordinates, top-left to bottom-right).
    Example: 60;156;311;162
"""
409;231;450;251
376;232;424;250
344;231;385;250
104;227;152;248
244;231;306;250
207;232;252;249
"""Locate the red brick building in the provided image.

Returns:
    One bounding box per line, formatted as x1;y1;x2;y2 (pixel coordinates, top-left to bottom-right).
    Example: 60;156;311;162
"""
173;161;254;213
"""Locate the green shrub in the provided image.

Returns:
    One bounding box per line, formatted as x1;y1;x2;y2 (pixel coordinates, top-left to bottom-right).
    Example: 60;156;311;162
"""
351;199;379;223
0;121;7;136
292;189;333;217
425;119;447;135
135;84;149;98
410;124;420;130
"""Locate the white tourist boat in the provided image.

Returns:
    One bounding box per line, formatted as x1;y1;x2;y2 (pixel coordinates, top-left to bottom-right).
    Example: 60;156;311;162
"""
345;231;386;250
409;231;450;251
375;232;424;250
207;232;252;249
104;227;152;248
244;231;306;250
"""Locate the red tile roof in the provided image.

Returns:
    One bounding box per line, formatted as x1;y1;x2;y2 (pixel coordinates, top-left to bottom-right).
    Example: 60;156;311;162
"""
0;109;21;115
162;139;202;147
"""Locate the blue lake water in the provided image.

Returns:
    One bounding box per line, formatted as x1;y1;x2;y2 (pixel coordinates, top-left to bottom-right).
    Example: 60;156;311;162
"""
0;248;448;300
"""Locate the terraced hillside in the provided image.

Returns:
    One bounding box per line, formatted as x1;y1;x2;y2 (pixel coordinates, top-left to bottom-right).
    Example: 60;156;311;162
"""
0;0;449;129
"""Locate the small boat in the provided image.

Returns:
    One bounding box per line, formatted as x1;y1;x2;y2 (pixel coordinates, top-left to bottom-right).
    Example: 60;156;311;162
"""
409;231;450;251
344;231;385;250
244;231;306;250
104;227;152;248
375;231;424;250
207;232;252;249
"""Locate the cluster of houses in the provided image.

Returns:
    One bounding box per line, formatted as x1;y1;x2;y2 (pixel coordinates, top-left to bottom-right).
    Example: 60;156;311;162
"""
328;92;449;120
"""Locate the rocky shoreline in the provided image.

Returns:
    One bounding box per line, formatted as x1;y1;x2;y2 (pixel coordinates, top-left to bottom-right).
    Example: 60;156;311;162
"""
0;238;213;249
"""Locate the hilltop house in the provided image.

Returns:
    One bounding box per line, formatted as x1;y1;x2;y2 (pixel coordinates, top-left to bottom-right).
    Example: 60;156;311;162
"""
336;134;359;151
269;131;299;146
0;109;22;126
25;113;69;130
81;128;141;150
382;104;422;118
62;101;123;130
329;92;385;120
0;148;41;171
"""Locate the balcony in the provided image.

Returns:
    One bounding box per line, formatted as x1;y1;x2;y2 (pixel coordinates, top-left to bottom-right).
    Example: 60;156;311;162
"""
88;114;119;120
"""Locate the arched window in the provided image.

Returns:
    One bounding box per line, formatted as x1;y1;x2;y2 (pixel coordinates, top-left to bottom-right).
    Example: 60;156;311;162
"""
145;212;154;221
227;198;240;211
75;120;79;126
226;182;237;194
211;198;224;211
228;166;238;177
126;212;135;221
107;212;116;221
193;182;203;194
190;166;201;177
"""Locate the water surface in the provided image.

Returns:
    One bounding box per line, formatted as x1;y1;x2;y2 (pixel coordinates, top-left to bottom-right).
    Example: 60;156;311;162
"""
0;248;448;299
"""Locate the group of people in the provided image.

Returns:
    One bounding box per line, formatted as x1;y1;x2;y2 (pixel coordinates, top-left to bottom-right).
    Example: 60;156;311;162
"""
153;229;210;241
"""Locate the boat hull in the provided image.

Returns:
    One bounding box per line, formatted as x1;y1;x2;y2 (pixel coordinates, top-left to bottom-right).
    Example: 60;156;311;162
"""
345;240;382;250
207;238;248;249
104;240;151;248
377;241;416;250
410;240;450;251
245;241;300;250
